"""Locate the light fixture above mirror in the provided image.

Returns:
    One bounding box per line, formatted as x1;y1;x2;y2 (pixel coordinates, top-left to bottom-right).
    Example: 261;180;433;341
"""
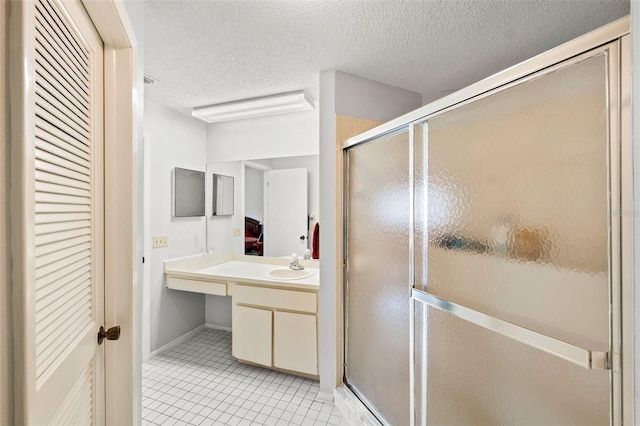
192;91;314;124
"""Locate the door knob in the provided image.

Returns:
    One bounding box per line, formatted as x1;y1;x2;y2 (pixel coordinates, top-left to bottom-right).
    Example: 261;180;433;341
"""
98;325;121;345
300;235;306;240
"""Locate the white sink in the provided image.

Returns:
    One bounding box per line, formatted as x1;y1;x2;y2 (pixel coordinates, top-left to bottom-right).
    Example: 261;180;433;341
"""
264;268;315;281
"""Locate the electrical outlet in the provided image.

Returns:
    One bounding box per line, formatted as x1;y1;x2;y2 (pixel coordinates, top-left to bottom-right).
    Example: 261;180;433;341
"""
153;235;168;248
232;227;241;237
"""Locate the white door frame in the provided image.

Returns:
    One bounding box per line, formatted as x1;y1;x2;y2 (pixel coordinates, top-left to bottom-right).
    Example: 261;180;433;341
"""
142;132;151;362
7;1;138;424
244;160;271;235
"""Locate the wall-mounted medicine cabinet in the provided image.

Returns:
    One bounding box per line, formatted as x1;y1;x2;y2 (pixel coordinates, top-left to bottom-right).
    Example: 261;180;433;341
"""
173;167;205;217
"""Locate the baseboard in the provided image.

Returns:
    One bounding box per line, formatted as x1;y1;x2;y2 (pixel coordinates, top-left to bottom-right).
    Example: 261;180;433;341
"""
205;323;232;332
149;324;206;359
334;386;381;426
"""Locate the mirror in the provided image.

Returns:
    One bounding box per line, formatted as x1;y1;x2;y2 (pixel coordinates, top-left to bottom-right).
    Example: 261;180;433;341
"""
212;174;234;216
173;167;205;217
244;155;319;258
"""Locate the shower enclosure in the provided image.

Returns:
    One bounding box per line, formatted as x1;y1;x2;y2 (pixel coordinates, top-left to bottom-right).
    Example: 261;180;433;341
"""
343;19;631;425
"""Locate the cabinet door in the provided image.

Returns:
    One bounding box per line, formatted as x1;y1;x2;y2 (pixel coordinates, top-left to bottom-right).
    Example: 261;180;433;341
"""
274;311;317;375
234;305;272;367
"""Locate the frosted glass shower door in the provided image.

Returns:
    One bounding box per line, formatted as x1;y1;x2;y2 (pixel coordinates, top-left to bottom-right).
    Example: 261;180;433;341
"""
345;130;411;425
413;49;616;425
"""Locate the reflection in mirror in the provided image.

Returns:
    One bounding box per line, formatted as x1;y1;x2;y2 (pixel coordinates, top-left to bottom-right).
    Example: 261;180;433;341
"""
212;174;234;216
244;155;319;258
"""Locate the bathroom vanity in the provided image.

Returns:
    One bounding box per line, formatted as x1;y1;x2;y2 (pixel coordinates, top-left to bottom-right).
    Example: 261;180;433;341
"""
164;252;319;378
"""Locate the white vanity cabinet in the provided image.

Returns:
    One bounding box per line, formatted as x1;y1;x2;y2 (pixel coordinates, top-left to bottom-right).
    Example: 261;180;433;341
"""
164;255;320;378
274;311;317;375
234;305;272;367
231;283;319;377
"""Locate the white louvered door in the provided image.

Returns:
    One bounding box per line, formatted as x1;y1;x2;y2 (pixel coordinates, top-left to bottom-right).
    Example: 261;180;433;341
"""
27;0;105;423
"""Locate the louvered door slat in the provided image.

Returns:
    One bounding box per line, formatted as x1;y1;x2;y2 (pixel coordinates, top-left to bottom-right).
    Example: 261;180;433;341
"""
36;313;92;383
35;243;90;274
36;219;91;235
62;381;91;426
35;211;91;224
34;19;89;90
35;202;91;214
49;363;93;425
36;285;90;329
36;271;91;313
34;265;91;301
35;252;90;285
36;304;91;365
35;137;90;170
36;171;91;193
35;58;89;119
34;53;89;115
34;256;90;289
35;226;90;247
36;0;88;65
36;314;92;377
35;193;90;209
36;18;90;90
36;77;90;132
36;126;90;162
35;34;89;99
35;191;90;206
36;181;91;198
35;106;89;149
35;146;90;177
36;292;90;341
36;101;89;147
36;120;90;156
35;161;89;186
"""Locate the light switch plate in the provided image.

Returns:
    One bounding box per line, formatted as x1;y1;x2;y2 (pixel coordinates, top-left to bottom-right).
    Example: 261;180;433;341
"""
153;235;168;248
232;227;241;237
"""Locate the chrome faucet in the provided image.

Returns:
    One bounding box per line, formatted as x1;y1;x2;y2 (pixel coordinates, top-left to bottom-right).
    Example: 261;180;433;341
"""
289;253;304;270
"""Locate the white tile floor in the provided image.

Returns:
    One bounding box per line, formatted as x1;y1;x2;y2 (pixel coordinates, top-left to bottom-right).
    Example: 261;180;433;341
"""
142;328;345;426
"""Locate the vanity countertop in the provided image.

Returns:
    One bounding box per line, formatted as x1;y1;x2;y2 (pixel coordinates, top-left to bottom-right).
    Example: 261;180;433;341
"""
164;252;319;291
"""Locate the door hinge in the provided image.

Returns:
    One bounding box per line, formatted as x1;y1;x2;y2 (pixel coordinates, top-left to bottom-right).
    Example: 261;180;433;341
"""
98;325;121;345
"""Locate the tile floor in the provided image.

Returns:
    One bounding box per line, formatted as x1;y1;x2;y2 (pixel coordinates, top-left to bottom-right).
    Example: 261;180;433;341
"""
142;328;345;426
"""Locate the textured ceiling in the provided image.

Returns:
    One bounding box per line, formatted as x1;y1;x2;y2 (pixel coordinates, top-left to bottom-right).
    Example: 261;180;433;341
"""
144;0;629;114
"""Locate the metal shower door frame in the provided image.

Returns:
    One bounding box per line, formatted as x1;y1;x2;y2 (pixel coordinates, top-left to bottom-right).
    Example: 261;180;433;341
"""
342;18;631;425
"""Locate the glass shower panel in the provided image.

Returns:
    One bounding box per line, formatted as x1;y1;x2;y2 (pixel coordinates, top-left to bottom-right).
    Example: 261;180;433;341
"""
413;302;610;425
345;130;410;425
415;52;610;351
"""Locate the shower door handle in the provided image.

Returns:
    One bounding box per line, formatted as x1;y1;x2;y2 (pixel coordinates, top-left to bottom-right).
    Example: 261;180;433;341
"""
412;289;611;370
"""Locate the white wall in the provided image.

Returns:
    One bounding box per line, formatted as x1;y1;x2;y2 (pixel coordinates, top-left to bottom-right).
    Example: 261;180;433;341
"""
334;71;423;120
204;160;244;328
207;107;319;161
145;98;208;352
318;71;422;396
